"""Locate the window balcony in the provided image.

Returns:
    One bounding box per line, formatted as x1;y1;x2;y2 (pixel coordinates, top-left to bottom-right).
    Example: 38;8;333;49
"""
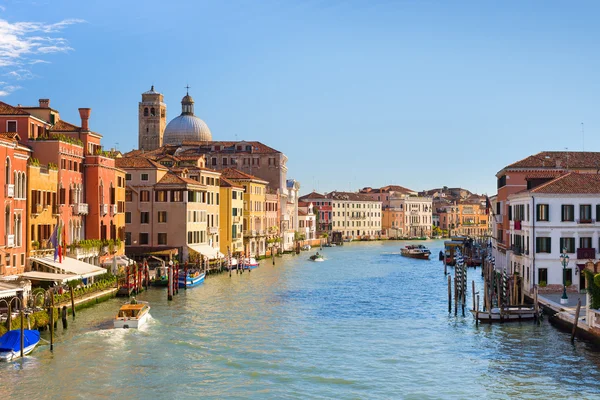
6;234;15;248
577;248;596;259
511;245;522;256
100;204;108;216
32;203;43;215
72;203;89;215
110;204;118;216
5;184;14;198
576;218;595;224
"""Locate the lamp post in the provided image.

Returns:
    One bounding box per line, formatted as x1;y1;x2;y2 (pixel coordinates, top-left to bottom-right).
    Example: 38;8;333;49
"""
560;249;569;305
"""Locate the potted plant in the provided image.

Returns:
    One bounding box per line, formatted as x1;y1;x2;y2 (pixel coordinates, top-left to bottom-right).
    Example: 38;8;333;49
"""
539;281;547;287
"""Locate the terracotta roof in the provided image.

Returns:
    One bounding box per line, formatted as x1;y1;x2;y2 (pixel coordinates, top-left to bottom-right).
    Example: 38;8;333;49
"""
361;185;415;194
298;201;311;207
325;191;380;202
0;101;30;115
156;172;204;186
505;151;600;170
530;172;600;194
299;191;326;200
298;210;308;216
183;140;280;154
0;132;21;140
524;171;566;179
51;119;80;132
115;156;166;170
219;167;268;183
220;176;243;189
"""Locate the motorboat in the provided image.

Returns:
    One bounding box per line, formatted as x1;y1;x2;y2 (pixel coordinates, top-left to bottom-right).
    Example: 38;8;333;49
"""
470;306;537;323
400;245;431;259
0;329;40;361
114;300;151;329
242;258;259;269
309;253;324;262
301;244;311;251
178;270;206;288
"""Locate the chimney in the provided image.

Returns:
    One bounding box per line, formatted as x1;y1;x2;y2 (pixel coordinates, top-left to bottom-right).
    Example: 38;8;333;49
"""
78;108;91;131
39;99;50;108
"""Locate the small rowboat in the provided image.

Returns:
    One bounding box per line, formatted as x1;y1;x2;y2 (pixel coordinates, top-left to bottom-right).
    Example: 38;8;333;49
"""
470;306;537;323
178;270;206;288
0;330;40;361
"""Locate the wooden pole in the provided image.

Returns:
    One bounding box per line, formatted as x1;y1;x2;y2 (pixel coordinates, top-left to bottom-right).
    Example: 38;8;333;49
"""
534;285;539;322
6;302;11;331
167;265;173;301
571;298;582;343
454;269;458;316
475;294;480;326
20;309;24;358
49;306;54;351
61;306;68;329
483;282;488;312
70;286;76;319
448;275;452;313
472;280;476;310
184;265;188;290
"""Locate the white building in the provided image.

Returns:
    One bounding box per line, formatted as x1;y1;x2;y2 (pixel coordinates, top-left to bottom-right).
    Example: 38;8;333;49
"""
507;173;600;294
298;202;317;241
282;179;300;251
327;191;382;239
403;196;433;237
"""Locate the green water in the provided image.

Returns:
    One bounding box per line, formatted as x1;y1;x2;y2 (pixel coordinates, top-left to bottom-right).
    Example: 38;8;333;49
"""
2;240;600;399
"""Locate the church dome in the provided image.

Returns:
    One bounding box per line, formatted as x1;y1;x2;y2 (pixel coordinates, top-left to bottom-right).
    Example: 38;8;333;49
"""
163;91;212;145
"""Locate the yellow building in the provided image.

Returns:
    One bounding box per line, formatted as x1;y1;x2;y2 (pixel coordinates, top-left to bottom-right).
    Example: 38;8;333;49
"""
220;168;268;257
219;177;244;256
26;161;59;256
112;168;127;255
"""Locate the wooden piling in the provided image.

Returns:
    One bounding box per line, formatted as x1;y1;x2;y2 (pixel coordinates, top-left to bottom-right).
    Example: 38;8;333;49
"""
571;298;582;343
20;309;24;358
70;286;76;319
472;280;476;310
49;306;54;351
534;286;539;322
6;302;11;331
167;266;173;301
454;271;458;316
61;306;68;329
475;294;480;326
184;265;188;290
448;275;452;313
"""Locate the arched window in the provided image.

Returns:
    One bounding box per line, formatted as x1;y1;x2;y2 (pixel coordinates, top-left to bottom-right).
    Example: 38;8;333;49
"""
150;108;156;116
13;171;18;198
143;107;148;117
5;205;10;237
5;157;10;185
99;181;104;205
20;172;25;200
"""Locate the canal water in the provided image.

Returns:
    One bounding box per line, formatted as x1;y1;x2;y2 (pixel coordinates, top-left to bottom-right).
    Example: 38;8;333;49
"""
2;240;600;399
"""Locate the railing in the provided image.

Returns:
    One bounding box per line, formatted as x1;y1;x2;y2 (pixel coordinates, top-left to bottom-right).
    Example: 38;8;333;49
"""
511;245;522;256
111;204;118;216
72;203;89;215
32;203;43;215
576;218;595;224
6;234;15;248
101;204;108;216
577;247;596;259
5;184;14;198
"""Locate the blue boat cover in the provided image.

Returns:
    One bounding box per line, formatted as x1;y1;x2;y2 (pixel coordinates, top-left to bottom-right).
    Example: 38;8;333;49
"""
0;330;40;352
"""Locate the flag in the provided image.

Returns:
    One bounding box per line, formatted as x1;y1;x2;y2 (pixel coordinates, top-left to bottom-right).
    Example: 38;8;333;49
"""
57;221;63;263
62;222;66;263
49;223;59;262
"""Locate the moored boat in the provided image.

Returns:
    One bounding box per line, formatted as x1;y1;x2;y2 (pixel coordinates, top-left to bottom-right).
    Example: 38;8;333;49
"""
0;329;41;361
401;245;431;259
470;306;537;323
178;270;206;288
114;300;151;329
242;258;259;269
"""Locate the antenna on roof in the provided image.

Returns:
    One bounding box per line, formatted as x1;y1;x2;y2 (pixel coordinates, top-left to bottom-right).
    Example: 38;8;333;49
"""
582;122;585;151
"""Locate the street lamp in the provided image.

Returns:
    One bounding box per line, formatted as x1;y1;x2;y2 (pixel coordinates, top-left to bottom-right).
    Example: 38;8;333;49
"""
560;249;569;305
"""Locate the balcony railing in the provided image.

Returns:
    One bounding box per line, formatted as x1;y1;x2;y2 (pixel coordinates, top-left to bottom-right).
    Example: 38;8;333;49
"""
511;245;522;256
577;248;596;259
6;234;15;248
577;218;595;224
72;203;89;215
111;204;118;216
5;184;14;198
100;204;108;216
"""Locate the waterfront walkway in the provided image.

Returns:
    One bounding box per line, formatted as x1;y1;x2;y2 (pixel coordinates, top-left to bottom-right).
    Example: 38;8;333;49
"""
538;292;589;331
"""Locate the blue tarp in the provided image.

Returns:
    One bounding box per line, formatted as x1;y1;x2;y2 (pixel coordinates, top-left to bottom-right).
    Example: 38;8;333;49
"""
0;330;40;352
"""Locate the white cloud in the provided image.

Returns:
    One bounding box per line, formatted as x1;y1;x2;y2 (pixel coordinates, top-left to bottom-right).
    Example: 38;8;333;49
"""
0;15;83;96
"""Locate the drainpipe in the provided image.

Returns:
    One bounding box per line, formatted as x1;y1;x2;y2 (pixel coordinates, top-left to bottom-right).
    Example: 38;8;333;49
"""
532;195;536;294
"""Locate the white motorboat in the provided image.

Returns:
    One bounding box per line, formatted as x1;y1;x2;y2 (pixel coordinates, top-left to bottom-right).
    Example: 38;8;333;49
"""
114;300;151;329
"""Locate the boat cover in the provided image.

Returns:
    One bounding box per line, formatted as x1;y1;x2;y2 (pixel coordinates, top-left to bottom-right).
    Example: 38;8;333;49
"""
0;330;40;352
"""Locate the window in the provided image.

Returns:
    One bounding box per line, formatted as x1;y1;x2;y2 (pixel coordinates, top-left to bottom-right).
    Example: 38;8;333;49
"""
143;108;148;116
139;233;149;245
155;191;167;202
125;173;132;181
561;205;574;221
580;204;592;222
140;190;150;202
140;212;149;224
125;212;131;224
212;157;217;166
7;121;16;132
538;268;548;285
172;191;182;202
158;211;167;223
222;158;228;166
536;204;549;221
125;232;131;245
141;173;149;181
158;233;167;245
125;190;132;202
560;237;575;253
580;237;593;249
536;237;551;253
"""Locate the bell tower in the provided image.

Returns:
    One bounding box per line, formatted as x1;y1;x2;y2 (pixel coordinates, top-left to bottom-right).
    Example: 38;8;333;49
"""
138;86;166;151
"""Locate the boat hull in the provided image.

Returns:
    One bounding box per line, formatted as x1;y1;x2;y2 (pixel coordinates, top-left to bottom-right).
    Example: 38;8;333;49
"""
178;272;206;288
470;308;536;322
0;329;41;361
114;309;150;329
0;343;37;361
401;252;430;260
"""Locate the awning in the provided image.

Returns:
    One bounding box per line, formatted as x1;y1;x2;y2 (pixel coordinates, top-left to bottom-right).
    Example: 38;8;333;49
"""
19;271;80;283
29;256;107;279
101;255;134;267
125;246;179;256
0;281;24;298
188;244;223;260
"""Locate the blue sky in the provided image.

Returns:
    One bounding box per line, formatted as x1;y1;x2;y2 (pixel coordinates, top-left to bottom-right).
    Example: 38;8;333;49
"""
1;1;599;196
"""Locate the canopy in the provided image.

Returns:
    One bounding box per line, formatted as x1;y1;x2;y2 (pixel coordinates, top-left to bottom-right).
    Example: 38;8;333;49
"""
102;255;133;267
0;330;40;352
188;244;223;260
29;256;107;280
0;281;24;298
20;271;84;283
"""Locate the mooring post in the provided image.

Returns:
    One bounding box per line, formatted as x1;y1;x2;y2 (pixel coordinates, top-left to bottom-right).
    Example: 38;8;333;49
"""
571;298;582;343
20;309;24;358
448;275;452;313
49;306;54;351
70;286;76;319
168;266;173;301
7;302;11;331
472;280;476;310
475;294;480;326
61;306;68;329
